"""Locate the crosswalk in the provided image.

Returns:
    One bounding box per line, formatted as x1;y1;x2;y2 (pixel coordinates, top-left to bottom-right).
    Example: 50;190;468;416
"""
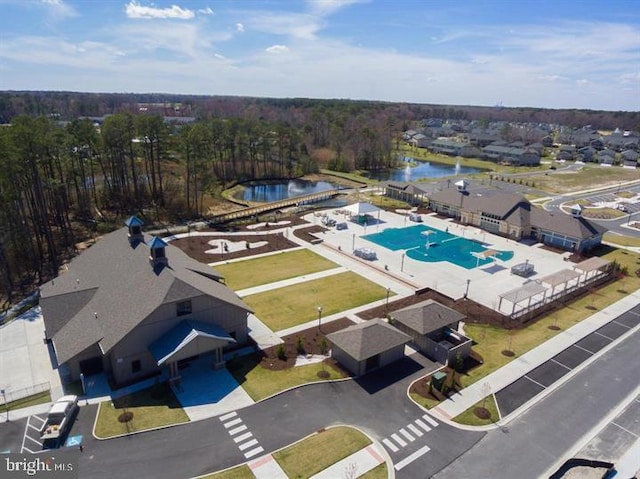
219;411;264;460
382;414;438;470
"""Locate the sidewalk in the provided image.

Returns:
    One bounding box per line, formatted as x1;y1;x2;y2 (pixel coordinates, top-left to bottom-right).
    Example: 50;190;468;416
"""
430;289;640;422
246;443;387;479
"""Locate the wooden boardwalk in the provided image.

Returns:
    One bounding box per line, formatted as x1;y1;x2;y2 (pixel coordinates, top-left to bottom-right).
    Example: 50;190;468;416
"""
207;189;341;224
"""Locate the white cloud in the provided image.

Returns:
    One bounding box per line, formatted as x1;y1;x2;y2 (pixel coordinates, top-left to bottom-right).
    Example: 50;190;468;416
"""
306;0;367;17
236;23;244;33
197;7;214;15
40;0;77;19
243;12;323;39
537;75;568;82
265;44;289;54
125;1;195;20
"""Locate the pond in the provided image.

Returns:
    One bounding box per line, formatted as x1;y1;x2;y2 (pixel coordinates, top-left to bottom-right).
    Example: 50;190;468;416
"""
367;156;481;182
235;179;341;203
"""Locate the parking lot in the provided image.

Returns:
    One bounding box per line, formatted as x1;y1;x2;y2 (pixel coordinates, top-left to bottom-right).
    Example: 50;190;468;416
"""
585;192;640;214
495;306;640;417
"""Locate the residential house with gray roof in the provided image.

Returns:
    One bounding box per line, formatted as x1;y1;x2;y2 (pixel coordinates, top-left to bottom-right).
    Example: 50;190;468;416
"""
40;217;252;387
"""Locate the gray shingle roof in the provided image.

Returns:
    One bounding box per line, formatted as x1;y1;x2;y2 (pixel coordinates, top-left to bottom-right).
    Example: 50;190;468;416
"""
40;228;251;364
326;318;410;361
391;299;466;335
530;208;606;238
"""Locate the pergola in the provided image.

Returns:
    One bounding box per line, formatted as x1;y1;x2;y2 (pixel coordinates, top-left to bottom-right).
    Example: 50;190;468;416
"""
498;281;548;316
573;257;611;282
471;249;499;268
539;269;581;297
343;202;381;225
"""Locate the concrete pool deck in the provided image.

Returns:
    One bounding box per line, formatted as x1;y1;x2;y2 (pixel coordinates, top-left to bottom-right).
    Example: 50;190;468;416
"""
303;208;575;315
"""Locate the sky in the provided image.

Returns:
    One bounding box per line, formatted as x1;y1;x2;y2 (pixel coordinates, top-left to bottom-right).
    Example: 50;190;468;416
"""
0;0;638;111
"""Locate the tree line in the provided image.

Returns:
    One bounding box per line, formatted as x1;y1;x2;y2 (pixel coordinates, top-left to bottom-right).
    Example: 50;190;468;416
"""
0;108;399;304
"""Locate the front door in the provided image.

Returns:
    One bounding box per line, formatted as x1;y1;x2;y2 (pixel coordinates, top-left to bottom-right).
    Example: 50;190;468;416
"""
79;356;104;375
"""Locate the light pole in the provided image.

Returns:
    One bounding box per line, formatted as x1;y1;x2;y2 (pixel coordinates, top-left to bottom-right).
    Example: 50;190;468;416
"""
401;253;405;272
1;388;7;422
352;233;355;251
317;306;323;331
386;288;391;312
464;279;471;299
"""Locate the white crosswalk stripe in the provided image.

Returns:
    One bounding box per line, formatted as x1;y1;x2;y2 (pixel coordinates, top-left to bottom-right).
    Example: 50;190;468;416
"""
399;428;415;442
233;432;253;443
228;425;247;436
238;439;258;451
407;423;423;437
391;433;407;448
221;412;266;461
382;438;399;452
244;446;264;459
415;419;431;432
422;414;439;427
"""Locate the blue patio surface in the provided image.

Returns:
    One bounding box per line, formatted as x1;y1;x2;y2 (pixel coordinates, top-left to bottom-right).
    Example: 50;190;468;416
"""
363;224;513;270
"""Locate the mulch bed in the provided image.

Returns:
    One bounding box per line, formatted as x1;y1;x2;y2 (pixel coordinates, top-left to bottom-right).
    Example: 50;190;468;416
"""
260;317;354;371
293;225;327;243
171;233;299;263
357;288;510;329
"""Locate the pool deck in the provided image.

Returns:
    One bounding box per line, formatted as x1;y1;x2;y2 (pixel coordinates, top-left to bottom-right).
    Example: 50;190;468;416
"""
304;208;574;315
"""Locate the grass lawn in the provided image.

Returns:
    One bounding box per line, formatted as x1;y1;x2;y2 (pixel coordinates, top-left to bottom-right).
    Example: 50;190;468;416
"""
462;246;640;387
214;249;338;291
453;395;501;426
227;355;347;401
94;383;189;438
4;391;51;411
531;165;640;194
273;426;371;479
604;232;640;248
360;463;388;479
408;392;440;410
199;465;255;479
242;271;390;332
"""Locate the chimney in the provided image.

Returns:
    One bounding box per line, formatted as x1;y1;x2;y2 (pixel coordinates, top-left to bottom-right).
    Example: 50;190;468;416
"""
148;236;169;268
125;215;144;245
569;204;583;218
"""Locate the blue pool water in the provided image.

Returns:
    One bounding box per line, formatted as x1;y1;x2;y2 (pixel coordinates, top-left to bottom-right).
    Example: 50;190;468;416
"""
362;224;514;270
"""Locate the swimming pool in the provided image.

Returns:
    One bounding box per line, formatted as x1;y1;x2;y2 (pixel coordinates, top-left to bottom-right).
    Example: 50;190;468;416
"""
362;224;514;270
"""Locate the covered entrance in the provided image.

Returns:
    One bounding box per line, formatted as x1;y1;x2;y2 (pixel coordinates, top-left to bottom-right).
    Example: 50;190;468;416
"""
149;320;236;385
79;356;104;375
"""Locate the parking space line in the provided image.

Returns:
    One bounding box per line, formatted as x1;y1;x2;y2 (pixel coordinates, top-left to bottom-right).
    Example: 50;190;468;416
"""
407;424;423;437
550;359;572;370
390;433;407;448
593;331;613;340
399;428;415;442
394;445;431;471
572;343;595;355
524;375;547;390
612;320;631;329
383;438;399;453
611;422;639;438
30;416;45;425
27;424;41;432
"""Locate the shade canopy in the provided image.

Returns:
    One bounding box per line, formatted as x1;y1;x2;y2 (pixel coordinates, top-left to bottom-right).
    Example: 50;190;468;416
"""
343;202;381;216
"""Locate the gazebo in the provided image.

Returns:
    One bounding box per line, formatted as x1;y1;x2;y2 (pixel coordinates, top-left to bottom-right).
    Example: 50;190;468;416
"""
344;202;382;225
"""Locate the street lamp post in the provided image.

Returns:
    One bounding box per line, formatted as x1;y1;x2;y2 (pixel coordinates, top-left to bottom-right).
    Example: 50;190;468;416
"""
464;279;471;299
386;287;391;312
1;388;7;422
401;252;405;272
352;233;355;251
317;306;323;331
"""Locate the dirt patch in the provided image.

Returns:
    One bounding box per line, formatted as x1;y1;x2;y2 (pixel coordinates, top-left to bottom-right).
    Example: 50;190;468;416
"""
474;407;491;419
118;412;133;423
293;225;327;243
260;318;355;371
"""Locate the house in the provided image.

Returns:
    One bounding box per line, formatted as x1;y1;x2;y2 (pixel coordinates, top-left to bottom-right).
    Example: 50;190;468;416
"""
409;133;430;148
381;182;430;205
390;300;472;365
326;319;410;376
481;145;540;166
427;181;606;253
40;217;252;387
428;139;479;157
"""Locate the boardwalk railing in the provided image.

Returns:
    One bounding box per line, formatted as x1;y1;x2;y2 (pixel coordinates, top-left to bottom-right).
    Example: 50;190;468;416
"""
207;189;341;224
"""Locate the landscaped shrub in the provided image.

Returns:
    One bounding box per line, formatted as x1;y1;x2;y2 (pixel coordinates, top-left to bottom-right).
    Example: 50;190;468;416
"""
276;344;287;361
296;336;305;355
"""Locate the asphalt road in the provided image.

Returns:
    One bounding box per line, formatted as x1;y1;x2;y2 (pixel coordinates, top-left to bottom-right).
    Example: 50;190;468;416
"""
432;326;640;479
69;354;484;479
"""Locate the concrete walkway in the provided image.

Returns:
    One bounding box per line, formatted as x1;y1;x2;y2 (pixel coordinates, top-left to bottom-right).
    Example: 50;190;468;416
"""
430;289;640;422
246;443;387;479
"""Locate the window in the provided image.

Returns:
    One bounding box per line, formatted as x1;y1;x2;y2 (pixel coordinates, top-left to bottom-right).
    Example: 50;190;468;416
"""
131;360;141;374
176;300;192;316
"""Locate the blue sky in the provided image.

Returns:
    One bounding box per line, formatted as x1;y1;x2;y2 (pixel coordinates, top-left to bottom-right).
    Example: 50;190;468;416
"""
0;0;638;110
